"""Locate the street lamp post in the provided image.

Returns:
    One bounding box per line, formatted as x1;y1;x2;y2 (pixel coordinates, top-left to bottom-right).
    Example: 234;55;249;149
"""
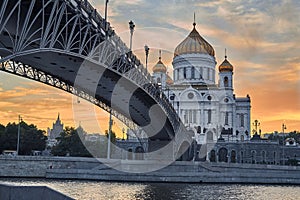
107;109;113;159
129;20;135;51
282;123;287;165
144;45;150;71
17;115;22;156
122;128;125;140
104;0;109;39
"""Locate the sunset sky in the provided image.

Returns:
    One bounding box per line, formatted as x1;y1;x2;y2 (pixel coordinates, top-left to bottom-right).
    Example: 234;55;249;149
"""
0;0;299;136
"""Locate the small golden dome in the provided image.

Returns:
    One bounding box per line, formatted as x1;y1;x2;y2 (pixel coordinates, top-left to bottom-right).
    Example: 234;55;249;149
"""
219;55;233;72
166;74;174;85
174;24;215;57
152;57;167;73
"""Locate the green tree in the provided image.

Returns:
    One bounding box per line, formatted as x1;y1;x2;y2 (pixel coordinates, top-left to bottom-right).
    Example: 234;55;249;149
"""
287;131;300;144
0;121;47;155
105;130;116;143
51;127;91;157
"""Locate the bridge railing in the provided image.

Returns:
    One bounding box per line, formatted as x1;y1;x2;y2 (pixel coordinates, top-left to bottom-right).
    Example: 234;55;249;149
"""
71;0;154;84
69;0;181;133
142;83;180;132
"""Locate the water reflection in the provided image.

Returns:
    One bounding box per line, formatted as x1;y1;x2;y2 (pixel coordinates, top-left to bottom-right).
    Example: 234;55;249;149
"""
0;178;299;200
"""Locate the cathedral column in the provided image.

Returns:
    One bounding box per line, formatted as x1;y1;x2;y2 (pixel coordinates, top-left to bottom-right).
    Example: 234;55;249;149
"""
232;104;237;141
200;102;205;133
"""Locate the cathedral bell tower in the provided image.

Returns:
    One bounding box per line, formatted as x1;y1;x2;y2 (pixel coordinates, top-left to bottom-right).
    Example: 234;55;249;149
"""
152;50;167;89
218;49;234;90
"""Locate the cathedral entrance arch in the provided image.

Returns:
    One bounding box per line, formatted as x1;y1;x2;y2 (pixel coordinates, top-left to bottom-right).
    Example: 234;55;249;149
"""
135;146;144;160
218;147;228;162
127;148;133;160
231;150;236;163
207;131;214;143
209;150;216;162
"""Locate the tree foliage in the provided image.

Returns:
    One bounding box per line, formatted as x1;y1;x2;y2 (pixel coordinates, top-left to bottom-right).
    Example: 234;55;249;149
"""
51;128;117;158
0;121;47;155
268;131;300;144
51;127;91;157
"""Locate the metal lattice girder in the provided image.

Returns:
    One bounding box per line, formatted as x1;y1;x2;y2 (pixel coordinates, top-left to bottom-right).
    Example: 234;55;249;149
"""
0;0;184;140
0;59;138;130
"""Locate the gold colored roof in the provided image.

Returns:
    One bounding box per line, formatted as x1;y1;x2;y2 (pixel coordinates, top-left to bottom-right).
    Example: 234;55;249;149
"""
153;57;167;73
174;24;215;57
219;56;233;72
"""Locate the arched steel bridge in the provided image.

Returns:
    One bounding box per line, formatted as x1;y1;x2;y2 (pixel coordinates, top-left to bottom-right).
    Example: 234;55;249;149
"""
0;0;192;151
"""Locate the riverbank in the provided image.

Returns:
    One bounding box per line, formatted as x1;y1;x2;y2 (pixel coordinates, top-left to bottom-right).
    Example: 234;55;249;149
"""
0;156;300;184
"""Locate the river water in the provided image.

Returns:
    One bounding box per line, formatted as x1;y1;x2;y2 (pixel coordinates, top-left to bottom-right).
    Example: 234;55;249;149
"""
0;178;299;200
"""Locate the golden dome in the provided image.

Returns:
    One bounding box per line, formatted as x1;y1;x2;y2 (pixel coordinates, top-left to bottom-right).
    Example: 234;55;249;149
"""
174;24;215;57
152;57;167;73
219;55;233;72
166;74;174;85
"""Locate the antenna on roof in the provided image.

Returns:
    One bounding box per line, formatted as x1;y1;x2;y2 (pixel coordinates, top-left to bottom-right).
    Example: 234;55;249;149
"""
193;12;196;27
159;49;162;61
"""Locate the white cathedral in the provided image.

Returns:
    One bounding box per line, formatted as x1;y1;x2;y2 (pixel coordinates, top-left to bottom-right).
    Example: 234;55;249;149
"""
151;22;251;144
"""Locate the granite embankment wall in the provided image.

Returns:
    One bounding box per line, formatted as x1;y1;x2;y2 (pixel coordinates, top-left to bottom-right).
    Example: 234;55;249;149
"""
0;184;74;200
1;156;300;184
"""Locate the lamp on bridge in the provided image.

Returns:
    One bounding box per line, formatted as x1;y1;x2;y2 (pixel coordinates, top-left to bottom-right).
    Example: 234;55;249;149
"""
107;109;113;159
17;115;22;156
122;128;125;140
104;0;109;39
129;20;135;51
144;45;150;71
252;119;260;135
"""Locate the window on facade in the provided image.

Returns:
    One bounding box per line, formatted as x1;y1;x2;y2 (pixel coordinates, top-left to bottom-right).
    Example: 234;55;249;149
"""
225;112;229;125
240;114;244;127
183;67;186;79
157;77;161;83
200;68;203;79
177;69;179;80
184;110;188;124
208;110;212;124
262;151;266;163
191;67;195;79
241;151;244;163
251;150;256;164
224;77;229;87
241;135;244;142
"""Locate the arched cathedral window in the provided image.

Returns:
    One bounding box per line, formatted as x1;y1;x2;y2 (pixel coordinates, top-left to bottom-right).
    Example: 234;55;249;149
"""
208;109;212;124
157;77;161;84
191;67;195;79
224;77;229;87
225;112;229;125
240;114;244;127
183;67;187;79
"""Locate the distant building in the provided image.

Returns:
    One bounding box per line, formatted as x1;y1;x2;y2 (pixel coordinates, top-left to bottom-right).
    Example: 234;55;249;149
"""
47;113;64;147
204;134;300;165
113;129;148;160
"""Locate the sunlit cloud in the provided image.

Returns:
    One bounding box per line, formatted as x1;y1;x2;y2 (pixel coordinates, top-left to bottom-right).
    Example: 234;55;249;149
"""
0;0;299;135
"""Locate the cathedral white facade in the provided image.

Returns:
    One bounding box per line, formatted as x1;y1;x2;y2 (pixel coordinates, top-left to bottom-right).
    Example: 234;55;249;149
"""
152;22;251;144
